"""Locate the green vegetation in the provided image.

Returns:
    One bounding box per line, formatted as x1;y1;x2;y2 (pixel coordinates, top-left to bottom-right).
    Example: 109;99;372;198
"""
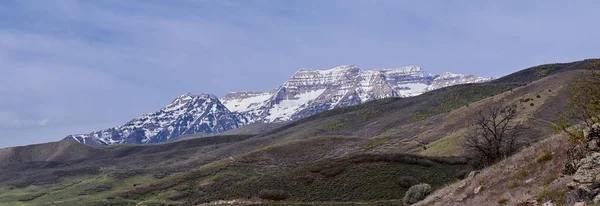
411;112;428;122
536;187;550;202
174;154;469;204
418;133;462;156
492;62;574;84
410;84;518;122
259;189;290;201
583;59;600;70
328;119;349;131
536;152;554;163
358;109;380;120
2;59;596;205
368;136;390;148
403;183;432;206
514;169;529;180
397;176;420;188
497;196;509;204
0;174;158;205
555;69;600;141
508;181;518;189
535;187;567;204
317;98;397;119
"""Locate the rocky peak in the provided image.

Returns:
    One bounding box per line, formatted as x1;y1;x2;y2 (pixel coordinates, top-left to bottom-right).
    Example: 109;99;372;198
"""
68;93;243;146
436;72;464;79
377;65;424;74
69;64;492;146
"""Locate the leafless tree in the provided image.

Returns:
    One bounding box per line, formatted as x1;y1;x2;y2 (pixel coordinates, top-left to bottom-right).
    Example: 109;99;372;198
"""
463;104;526;166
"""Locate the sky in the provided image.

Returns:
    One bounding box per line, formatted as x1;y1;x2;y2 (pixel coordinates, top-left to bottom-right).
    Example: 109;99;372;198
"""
1;0;599;148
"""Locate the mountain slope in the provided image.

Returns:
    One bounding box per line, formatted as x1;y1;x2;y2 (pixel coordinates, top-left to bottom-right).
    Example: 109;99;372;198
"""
222;65;492;123
70;65;489;146
0;59;597;205
66;94;243;146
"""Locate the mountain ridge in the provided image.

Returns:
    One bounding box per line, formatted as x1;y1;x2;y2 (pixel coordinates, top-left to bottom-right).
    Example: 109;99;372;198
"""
1;59;597;205
68;65;492;146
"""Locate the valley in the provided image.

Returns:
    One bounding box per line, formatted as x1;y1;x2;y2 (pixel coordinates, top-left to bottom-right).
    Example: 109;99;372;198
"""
1;59;598;205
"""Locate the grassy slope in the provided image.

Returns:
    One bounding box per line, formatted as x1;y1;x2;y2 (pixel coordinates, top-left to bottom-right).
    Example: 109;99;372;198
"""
416;134;574;206
0;59;598;205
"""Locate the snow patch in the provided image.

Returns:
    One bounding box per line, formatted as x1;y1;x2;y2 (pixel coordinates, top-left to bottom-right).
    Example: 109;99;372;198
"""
265;89;326;122
222;92;271;113
396;83;429;97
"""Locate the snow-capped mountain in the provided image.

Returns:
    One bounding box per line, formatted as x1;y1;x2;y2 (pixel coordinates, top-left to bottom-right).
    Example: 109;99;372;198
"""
222;65;492;123
66;94;243;146
68;65;491;146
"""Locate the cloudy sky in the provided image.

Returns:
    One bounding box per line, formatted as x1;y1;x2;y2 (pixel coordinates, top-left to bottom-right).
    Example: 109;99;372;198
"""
1;0;599;148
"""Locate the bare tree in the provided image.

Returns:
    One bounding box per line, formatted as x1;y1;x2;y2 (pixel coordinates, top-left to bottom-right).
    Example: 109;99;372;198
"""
463;104;526;166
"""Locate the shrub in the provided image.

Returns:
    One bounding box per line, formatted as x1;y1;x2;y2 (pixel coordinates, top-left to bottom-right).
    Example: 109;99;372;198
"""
536;94;541;98
403;183;432;205
530;103;535;107
508;181;518;189
514;169;529;180
398;176;420;188
258;189;289;201
497;196;509;204
536;152;554;163
536;187;549;201
369;136;390;148
327;119;348;131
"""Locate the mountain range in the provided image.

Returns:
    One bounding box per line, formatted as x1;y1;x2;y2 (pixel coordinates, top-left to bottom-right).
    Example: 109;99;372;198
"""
67;65;491;146
2;59;598;206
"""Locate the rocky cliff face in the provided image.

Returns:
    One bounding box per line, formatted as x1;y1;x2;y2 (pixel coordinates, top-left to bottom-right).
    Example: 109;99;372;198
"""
222;65;492;123
67;94;243;146
69;65;491;146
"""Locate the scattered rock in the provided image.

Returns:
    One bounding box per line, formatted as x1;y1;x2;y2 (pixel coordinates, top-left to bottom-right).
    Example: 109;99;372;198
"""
457;181;467;189
525;178;535;184
474;186;483;194
515;201;536;206
589;139;600;151
594;194;600;204
457;194;468;202
564;188;593;205
568;181;579;189
573;153;600;183
467;171;479;179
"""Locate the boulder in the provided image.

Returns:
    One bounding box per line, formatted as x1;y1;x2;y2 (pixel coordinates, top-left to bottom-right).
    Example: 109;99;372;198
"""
515;201;536;206
474;186;483;194
525;178;535;184
573;153;600;183
542;201;555;206
573;202;587;206
467;171;479;179
563;188;593;205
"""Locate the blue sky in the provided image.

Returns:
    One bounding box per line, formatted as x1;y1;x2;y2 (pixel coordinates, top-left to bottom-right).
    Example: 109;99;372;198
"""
1;0;599;148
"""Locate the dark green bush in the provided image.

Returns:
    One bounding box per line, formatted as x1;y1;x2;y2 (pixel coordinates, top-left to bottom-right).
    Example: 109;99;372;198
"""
258;189;289;201
403;183;432;205
398;176;420;188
